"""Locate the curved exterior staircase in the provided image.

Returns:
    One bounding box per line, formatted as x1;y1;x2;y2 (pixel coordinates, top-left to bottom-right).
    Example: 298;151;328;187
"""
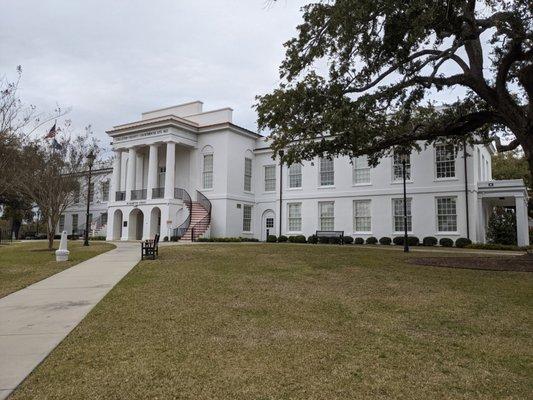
174;189;212;242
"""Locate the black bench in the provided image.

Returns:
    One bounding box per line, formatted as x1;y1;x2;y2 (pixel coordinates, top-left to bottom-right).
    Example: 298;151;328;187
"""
141;234;160;260
315;230;344;244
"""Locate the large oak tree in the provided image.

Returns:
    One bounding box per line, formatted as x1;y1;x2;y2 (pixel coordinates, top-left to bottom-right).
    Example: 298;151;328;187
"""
256;0;532;179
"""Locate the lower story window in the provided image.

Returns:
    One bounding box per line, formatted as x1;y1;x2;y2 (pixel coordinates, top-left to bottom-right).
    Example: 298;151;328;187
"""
58;215;65;232
72;214;78;234
437;197;457;232
392;198;412;232
288;203;302;232
243;204;252;232
101;212;108;226
266;217;274;228
319;201;334;230
353;200;371;232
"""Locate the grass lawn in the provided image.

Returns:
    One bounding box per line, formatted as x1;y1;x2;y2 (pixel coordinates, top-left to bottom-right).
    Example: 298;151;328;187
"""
9;244;533;399
0;240;115;298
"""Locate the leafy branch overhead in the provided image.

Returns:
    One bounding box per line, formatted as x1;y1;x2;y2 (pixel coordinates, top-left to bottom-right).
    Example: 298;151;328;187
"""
256;0;532;172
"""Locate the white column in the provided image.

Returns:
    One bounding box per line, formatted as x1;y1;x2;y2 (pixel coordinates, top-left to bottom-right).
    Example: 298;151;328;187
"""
164;142;176;199
111;150;122;202
126;147;137;201
476;196;486;243
147;144;159;199
515;195;529;246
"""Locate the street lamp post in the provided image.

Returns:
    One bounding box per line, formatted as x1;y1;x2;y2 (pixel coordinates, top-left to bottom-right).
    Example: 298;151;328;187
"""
83;151;96;246
400;152;409;253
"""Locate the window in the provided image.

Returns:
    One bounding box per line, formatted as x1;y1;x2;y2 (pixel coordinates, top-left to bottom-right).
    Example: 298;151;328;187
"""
264;165;276;192
203;154;213;189
58;215;65;232
101;212;108;226
89;182;94;203
435;144;456;178
101;181;110;201
74;188;80;204
319;201;334;230
393;152;411;181
244;158;252;191
353;200;371;232
392;198;412;232
243;204;252;232
288;203;302;232
437;197;457;232
72;214;78;234
353;156;371;184
88;213;93;226
319;158;334;186
288;164;302;188
266;218;274;228
158;167;166;187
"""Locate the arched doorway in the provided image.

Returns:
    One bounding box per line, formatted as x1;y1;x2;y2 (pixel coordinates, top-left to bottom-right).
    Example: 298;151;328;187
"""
128;208;144;240
150;207;161;239
112;209;123;240
261;209;276;241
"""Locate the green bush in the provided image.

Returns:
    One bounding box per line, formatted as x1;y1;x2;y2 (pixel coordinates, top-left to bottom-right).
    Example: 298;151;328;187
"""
379;237;392;245
366;236;378;245
486;207;517;245
163;236;169;242
392;236;403;245
329;236;342;244
393;236;420;246
67;234;80;240
318;236;330;244
90;236;106;241
343;236;354;244
307;235;318;244
267;235;277;243
422;236;438;246
288;235;307;243
170;236;179;242
455;237;472;248
439;238;454;247
466;243;529;251
354;237;365;245
277;235;288;243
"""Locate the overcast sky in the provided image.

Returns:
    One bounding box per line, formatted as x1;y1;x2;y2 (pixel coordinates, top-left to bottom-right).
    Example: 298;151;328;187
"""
1;0;308;147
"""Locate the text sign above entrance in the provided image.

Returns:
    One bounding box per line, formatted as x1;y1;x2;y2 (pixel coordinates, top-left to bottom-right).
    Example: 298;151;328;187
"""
114;128;169;142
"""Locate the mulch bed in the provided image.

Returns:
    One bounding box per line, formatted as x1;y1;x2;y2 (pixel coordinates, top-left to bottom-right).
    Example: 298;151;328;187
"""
410;256;533;272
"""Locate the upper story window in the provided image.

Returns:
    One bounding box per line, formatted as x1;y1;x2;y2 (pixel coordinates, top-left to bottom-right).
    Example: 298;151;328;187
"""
319;158;334;186
353;156;371;184
264;165;276;192
244;158;252;192
288;164;302;188
203;154;213;189
393;152;411;181
101;181;110;201
435;144;456;179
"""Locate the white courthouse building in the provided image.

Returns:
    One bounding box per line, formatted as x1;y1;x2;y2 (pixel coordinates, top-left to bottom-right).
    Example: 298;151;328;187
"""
58;101;530;246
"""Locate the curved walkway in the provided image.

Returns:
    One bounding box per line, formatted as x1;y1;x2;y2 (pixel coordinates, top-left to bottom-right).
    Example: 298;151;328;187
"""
0;242;140;399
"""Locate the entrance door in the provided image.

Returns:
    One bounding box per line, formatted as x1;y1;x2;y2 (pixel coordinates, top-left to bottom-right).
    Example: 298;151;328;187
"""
261;210;276;241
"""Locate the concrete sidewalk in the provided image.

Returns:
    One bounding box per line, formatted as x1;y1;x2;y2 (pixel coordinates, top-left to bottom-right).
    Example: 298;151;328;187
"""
0;242;140;399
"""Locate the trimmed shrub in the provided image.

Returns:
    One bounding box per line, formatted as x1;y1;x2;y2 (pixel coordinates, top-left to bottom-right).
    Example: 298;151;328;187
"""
455;237;472;248
393;236;403;246
393;236;420;246
90;236;106;241
366;236;378;245
343;236;354;245
318;236;330;244
54;234;61;239
289;235;307;243
267;235;277;243
422;236;438;246
354;237;365;245
439;238;454;247
163;236;169;242
240;237;259;242
170;236;179;242
67;234;80;240
307;235;318;244
379;237;392;245
466;243;529;251
277;235;288;243
329;236;342;245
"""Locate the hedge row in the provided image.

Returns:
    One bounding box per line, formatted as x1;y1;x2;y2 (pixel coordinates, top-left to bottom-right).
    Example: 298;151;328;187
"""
196;237;260;242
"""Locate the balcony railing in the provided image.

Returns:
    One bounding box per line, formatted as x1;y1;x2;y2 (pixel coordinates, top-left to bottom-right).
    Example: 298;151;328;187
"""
115;191;126;201
131;189;147;200
152;187;164;199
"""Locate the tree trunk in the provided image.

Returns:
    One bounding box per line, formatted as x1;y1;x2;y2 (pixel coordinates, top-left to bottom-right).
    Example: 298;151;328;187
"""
522;132;533;189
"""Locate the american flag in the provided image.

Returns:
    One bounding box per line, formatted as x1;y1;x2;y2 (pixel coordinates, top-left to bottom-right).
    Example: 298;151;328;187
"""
44;122;57;139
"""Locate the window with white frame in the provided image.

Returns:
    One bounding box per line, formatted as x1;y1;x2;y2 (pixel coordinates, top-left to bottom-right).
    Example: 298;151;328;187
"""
89;183;94;203
203;154;213;189
435;144;456;178
244;158;252;191
264;165;276;192
101;181;110;201
353;156;371;184
319;201;335;230
392;198;412;232
393;152;411;181
74;188;80;204
158;167;166;187
353;200;371;232
59;215;65;232
288;203;302;232
436;197;457;232
72;214;78;234
243;204;252;232
288;164;302;188
101;212;108;226
319;158;334;186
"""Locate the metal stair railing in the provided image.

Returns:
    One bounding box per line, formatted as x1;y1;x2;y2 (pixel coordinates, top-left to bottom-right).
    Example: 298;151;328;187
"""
173;188;192;238
191;190;212;241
